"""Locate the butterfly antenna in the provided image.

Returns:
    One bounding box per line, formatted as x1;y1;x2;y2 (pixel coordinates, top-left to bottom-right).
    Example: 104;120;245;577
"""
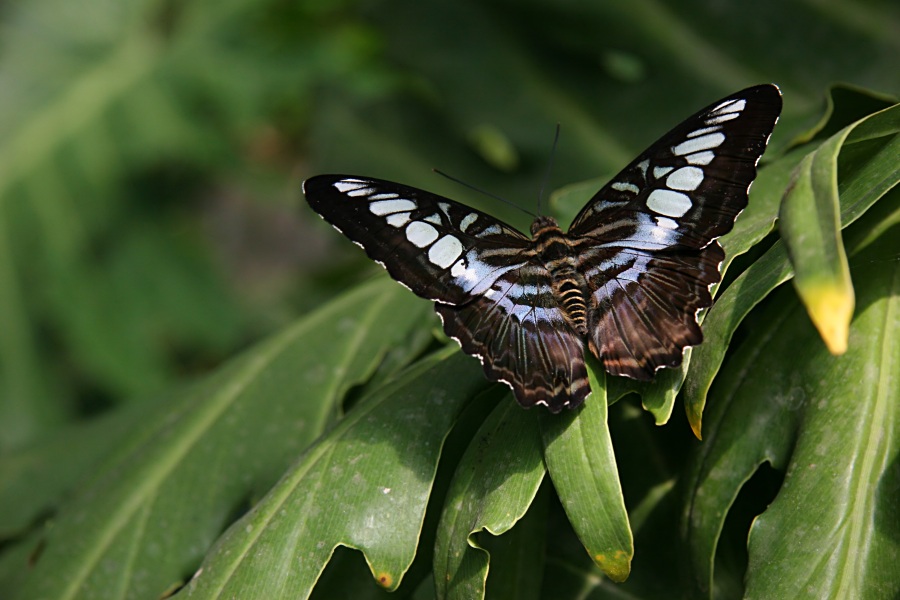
432;168;537;218
537;123;561;216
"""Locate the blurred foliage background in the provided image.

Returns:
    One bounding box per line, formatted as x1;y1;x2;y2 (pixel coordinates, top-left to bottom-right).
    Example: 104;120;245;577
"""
1;0;896;451
0;0;897;598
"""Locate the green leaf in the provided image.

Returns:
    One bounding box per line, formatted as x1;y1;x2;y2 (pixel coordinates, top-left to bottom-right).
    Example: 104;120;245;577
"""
540;364;632;582
0;402;156;538
433;401;545;599
779;101;900;355
482;486;549;600
744;251;900;600
683;240;795;437
680;287;802;596
682;231;900;598
15;278;435;600
175;348;487;598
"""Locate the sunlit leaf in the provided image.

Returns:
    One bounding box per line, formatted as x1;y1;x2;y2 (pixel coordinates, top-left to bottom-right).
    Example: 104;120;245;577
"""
540;365;632;582
780;101;900;355
684;93;900;437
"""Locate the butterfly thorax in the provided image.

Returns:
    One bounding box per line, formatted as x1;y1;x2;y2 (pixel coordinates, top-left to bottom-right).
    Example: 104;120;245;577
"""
530;216;590;336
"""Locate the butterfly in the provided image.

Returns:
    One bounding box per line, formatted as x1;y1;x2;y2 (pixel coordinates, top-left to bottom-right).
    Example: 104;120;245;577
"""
303;85;782;413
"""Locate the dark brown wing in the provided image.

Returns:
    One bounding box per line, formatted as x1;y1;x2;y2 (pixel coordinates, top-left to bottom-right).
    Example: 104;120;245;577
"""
304;174;590;410
568;85;782;379
435;263;589;412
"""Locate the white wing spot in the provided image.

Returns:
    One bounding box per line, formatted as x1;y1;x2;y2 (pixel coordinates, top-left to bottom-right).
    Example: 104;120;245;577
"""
424;213;442;225
385;212;411;228
333;179;366;193
672;133;725;156
656;216;678;230
705;112;741;125
370;199;416;215
478;224;502;237
460;212;478;232
611;181;640;194
637;159;650;177
685;151;715;165
346;187;372;197
370;193;399;200
406;221;439;248
647;189;692;217
428;235;464;268
653;166;673;179
711;98;746;115
688;126;721;138
450;258;466;277
666;166;704;191
438;202;451;213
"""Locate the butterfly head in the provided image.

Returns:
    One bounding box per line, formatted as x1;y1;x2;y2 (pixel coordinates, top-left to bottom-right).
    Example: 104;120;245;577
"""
530;215;562;238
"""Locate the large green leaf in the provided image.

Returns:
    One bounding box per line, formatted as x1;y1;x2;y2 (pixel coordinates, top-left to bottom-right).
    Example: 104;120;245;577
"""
681;229;900;598
175;348;488;599
744;249;900;600
11;278;435;600
683;94;900;436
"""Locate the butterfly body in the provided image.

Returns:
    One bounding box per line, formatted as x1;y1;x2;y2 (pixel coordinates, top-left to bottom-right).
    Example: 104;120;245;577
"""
531;216;590;335
304;85;782;413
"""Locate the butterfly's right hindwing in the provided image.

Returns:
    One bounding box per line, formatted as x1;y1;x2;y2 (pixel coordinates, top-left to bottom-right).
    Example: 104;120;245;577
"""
303;175;532;305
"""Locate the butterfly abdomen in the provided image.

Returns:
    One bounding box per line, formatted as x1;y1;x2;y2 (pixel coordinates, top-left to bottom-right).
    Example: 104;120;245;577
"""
532;216;590;336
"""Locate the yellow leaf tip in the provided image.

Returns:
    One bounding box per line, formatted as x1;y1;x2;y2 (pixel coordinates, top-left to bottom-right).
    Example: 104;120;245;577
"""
690;420;703;441
804;285;854;355
375;572;394;589
593;549;632;582
686;405;703;440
